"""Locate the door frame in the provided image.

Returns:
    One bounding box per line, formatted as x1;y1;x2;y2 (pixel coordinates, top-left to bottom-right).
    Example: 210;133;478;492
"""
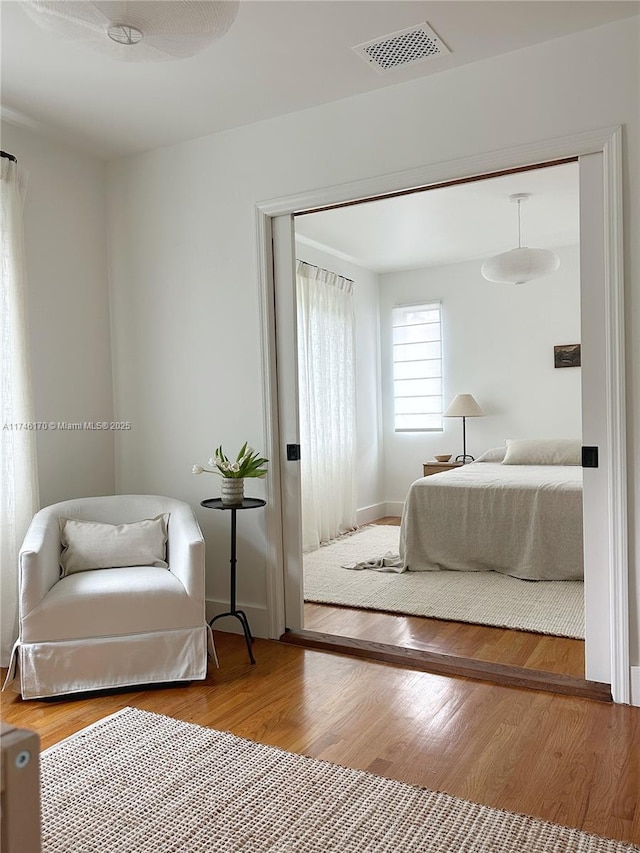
255;125;629;703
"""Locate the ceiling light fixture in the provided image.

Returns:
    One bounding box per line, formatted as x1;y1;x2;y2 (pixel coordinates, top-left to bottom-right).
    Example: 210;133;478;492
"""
20;1;239;62
107;23;143;46
481;193;560;285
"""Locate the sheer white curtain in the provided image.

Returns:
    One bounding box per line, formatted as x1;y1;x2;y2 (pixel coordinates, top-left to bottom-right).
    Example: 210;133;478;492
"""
296;261;356;551
1;156;39;666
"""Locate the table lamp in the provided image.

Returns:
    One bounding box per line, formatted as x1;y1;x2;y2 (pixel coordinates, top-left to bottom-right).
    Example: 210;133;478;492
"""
444;394;484;463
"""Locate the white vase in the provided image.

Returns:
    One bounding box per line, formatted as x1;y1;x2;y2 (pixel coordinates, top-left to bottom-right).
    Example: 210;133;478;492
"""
221;478;244;506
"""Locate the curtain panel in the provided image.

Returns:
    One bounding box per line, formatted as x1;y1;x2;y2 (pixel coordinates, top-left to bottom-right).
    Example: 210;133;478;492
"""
1;156;39;665
296;261;356;551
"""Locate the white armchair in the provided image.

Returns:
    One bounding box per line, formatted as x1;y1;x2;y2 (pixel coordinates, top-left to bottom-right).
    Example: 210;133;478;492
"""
5;495;214;700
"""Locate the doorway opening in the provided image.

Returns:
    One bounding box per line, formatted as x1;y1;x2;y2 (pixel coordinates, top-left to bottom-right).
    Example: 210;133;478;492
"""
294;160;586;683
260;126;627;702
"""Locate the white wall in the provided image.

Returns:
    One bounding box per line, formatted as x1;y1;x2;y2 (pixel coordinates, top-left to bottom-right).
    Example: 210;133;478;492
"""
380;245;581;502
106;19;639;660
1;122;114;507
294;239;384;521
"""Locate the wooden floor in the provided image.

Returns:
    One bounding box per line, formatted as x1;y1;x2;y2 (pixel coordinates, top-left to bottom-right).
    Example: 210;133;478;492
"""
304;603;585;677
2;632;639;845
304;516;585;678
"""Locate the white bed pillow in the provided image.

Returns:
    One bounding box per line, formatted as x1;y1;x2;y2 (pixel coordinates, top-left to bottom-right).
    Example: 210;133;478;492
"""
59;514;169;576
474;446;506;463
502;439;581;466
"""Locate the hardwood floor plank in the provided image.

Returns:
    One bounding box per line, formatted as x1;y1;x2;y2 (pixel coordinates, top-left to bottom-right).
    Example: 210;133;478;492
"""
304;603;585;677
2;633;638;846
440;689;551;804
579;704;640;838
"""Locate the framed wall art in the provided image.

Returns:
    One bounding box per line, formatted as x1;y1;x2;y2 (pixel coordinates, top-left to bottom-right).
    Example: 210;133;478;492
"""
554;344;581;368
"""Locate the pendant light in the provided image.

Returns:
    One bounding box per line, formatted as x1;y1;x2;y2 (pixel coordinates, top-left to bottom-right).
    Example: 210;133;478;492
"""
20;1;239;62
481;193;560;285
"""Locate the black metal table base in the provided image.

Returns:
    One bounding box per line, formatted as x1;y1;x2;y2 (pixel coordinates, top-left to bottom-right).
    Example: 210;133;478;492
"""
209;610;255;665
201;497;266;666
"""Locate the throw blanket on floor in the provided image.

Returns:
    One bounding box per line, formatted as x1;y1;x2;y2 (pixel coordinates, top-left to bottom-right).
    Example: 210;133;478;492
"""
342;551;403;572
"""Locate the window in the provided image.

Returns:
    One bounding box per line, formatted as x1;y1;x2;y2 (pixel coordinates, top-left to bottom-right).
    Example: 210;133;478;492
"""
392;302;443;431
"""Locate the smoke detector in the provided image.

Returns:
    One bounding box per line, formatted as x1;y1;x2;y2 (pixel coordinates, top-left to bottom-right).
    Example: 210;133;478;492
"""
353;22;450;74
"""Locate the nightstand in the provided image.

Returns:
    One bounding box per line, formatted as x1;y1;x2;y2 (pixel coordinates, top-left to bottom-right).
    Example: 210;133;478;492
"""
422;461;464;477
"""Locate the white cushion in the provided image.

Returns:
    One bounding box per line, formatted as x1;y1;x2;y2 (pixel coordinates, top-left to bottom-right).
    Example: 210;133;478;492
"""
21;566;201;642
59;514;169;575
474;446;506;463
502;438;582;466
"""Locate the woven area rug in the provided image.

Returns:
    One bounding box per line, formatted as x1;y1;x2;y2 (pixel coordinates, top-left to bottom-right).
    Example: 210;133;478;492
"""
304;525;584;639
41;707;637;853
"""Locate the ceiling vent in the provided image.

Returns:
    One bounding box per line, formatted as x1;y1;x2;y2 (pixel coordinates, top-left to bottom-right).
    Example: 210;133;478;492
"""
353;22;450;73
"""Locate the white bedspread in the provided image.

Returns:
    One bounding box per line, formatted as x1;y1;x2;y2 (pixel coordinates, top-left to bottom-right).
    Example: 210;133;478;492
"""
399;463;583;580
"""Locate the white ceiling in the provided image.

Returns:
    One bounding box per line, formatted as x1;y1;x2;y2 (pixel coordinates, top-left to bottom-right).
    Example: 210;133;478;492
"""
295;161;580;273
1;1;638;160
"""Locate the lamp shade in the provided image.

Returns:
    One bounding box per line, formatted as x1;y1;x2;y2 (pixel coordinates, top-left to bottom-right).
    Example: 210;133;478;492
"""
20;1;239;61
481;247;560;285
444;394;484;418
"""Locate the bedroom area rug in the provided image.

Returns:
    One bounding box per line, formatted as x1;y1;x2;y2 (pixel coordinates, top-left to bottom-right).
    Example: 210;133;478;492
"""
40;706;636;853
303;525;585;639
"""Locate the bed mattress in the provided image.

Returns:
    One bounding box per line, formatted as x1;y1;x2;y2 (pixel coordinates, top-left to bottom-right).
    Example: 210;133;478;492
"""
399;462;583;580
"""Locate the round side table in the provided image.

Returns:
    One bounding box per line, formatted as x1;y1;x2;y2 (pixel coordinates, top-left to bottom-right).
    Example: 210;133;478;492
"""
201;497;266;664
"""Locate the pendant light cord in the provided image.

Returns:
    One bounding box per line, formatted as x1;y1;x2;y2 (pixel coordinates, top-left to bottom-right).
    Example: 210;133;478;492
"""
517;199;522;249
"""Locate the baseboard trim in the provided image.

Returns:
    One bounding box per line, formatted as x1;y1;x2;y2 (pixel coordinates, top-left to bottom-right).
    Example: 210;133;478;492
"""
280;629;612;703
356;503;387;526
385;501;405;517
630;665;640;707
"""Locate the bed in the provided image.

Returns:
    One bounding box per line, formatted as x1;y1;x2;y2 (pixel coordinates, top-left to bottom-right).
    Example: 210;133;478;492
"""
399;440;584;581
